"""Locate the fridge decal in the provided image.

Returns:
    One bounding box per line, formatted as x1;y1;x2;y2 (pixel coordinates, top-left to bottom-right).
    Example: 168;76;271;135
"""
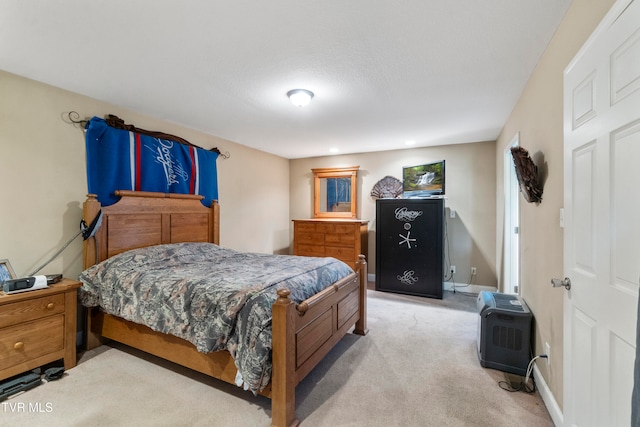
397;270;419;286
395;206;423;249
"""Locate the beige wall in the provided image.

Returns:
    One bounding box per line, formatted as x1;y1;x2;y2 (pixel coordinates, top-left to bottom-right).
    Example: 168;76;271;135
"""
290;141;497;287
495;0;615;410
0;70;290;280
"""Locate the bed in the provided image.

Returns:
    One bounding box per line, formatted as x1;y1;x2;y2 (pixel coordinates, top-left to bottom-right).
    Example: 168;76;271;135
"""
80;190;368;427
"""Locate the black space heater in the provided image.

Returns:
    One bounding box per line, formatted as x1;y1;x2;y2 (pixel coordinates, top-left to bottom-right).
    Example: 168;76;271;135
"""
476;291;532;376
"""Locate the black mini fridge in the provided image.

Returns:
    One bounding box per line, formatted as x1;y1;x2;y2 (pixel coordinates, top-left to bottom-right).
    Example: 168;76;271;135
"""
375;198;444;299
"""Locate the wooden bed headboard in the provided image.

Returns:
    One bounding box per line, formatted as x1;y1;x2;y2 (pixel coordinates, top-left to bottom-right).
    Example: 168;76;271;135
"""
82;190;220;269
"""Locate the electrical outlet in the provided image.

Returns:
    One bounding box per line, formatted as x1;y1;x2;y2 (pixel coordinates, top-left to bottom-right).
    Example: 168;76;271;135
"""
450;265;456;274
545;342;551;366
471;267;477;275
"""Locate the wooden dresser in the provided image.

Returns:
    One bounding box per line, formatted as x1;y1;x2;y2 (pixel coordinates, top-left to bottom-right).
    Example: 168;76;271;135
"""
0;279;82;381
293;219;369;270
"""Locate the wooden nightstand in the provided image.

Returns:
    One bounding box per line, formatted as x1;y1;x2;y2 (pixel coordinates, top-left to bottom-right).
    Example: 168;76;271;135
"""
0;279;82;381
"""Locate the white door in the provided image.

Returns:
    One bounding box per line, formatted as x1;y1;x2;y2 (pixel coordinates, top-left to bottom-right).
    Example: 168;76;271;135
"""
503;133;520;294
563;0;640;426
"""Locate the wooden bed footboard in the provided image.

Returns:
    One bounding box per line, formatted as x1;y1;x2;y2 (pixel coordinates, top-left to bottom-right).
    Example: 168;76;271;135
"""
81;191;368;427
85;257;367;427
271;255;367;427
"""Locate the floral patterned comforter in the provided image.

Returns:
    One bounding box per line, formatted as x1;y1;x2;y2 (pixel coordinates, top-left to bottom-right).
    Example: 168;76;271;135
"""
78;242;354;393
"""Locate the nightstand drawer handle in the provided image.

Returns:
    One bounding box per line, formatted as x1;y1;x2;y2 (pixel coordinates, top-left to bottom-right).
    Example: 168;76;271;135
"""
14;341;24;351
46;302;55;310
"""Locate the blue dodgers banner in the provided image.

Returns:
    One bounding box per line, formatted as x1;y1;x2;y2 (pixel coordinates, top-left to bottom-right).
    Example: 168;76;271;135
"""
85;117;218;207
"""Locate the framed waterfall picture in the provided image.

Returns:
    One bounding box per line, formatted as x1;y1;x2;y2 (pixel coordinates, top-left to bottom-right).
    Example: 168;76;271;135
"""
0;259;16;283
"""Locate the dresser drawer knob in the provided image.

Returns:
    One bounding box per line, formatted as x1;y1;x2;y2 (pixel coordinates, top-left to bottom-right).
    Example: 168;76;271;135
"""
14;341;24;351
46;302;55;310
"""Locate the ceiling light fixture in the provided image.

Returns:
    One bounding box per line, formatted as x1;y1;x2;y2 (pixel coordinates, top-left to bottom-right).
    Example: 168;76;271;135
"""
287;89;314;107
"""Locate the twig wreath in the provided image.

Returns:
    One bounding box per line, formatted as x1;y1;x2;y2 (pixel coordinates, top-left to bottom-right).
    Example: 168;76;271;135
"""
511;146;543;204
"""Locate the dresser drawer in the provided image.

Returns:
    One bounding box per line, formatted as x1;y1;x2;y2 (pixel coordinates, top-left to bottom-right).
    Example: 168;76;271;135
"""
334;224;358;234
294;222;318;233
295;232;324;246
0;294;65;329
1;315;64;369
296;244;325;257
316;222;337;233
325;246;356;262
325;232;356;246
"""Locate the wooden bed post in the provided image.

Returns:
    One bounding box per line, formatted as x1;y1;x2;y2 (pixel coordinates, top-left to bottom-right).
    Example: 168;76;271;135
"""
354;254;368;336
82;194;101;270
82;194;107;350
271;289;299;427
210;199;220;245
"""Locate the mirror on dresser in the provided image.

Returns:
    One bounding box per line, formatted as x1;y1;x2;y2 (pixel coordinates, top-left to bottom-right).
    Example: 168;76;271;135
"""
293;166;368;270
312;166;359;219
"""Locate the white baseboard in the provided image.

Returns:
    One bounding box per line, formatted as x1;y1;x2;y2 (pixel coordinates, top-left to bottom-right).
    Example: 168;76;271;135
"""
533;363;563;426
443;282;497;294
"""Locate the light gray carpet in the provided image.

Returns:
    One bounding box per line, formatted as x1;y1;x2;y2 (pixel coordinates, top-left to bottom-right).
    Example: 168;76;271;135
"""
4;289;553;426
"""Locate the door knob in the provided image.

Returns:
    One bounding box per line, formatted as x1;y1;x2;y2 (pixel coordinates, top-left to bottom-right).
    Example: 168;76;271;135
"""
551;277;571;291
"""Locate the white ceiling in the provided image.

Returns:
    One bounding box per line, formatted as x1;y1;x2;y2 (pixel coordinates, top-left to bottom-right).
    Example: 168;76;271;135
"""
0;1;571;159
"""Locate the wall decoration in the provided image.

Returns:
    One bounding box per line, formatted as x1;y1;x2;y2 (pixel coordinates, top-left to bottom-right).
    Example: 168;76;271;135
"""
511;146;543;204
370;176;403;199
85;116;219;207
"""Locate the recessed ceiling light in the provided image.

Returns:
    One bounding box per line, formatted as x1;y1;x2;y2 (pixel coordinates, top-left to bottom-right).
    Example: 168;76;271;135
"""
329;147;339;154
405;140;416;146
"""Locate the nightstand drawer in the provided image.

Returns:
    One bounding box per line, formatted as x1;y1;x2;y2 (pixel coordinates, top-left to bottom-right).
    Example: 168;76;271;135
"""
0;294;65;329
0;279;81;381
1;315;64;368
